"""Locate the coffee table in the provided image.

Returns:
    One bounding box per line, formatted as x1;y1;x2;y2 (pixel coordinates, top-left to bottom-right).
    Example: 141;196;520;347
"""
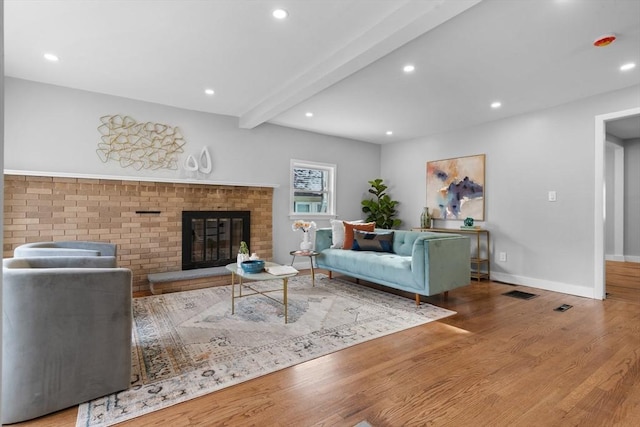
225;262;298;324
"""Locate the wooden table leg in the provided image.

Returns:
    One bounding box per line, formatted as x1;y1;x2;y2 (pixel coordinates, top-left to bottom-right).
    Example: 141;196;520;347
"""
310;256;315;286
283;277;288;324
231;271;235;315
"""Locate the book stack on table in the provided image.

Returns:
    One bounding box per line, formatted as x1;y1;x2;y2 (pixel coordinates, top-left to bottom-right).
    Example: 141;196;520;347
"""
265;265;298;276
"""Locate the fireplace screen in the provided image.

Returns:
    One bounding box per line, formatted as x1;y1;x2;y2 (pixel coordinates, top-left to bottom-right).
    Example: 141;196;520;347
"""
182;211;250;270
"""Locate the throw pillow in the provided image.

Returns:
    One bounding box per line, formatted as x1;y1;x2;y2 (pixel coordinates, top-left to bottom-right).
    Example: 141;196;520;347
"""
342;221;375;249
352;230;394;252
330;219;363;248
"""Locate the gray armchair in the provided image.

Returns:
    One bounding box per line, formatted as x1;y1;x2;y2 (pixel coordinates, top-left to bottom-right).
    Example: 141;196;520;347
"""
13;240;117;258
1;256;132;424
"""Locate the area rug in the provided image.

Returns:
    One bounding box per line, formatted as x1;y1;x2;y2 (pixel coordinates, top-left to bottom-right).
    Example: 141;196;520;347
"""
76;274;455;426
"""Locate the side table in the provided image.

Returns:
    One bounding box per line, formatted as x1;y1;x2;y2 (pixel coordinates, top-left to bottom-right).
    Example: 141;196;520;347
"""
289;250;319;286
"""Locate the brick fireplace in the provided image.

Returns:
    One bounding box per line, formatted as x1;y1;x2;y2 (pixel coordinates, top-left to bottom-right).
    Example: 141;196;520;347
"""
3;174;273;293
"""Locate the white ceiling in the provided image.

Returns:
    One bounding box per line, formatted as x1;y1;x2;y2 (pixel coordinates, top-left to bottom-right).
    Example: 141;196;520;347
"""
4;0;640;144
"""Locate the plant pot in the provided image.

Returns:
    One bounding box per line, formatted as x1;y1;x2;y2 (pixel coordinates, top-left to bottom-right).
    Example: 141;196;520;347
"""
237;253;249;265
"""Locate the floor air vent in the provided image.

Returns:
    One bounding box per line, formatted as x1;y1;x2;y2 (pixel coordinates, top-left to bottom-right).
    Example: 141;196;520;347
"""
502;290;538;300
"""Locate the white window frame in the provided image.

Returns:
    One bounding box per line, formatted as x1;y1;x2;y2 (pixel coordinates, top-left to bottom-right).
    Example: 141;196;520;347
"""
289;159;336;219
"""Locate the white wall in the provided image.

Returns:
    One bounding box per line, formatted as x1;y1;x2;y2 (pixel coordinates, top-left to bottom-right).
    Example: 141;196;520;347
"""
1;0;5;419
381;85;640;298
605;135;624;260
4;77;380;264
624;137;640;258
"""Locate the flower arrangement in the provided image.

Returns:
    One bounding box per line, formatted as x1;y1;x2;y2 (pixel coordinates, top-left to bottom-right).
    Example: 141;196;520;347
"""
291;220;316;233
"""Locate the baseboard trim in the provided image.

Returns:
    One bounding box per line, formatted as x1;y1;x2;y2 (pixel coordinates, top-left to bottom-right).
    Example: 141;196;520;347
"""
624;255;640;263
491;272;598;299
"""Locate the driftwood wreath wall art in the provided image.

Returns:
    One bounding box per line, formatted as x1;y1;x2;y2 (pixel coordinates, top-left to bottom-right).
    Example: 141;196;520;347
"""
97;115;186;170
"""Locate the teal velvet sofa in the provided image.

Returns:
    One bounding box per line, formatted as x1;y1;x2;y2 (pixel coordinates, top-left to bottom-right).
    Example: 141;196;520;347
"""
315;228;470;303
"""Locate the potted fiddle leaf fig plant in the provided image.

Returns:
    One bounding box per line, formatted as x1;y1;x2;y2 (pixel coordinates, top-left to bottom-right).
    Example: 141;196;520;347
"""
361;178;402;229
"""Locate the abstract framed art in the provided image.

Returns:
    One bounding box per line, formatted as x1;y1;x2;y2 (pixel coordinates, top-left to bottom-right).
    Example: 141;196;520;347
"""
426;154;485;221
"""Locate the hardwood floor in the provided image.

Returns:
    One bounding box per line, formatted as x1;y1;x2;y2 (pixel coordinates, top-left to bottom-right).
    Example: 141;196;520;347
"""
606;261;640;304
11;273;640;427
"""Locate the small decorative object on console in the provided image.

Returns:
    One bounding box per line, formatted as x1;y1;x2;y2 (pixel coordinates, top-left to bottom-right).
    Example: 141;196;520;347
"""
461;217;481;230
420;207;432;229
240;260;265;273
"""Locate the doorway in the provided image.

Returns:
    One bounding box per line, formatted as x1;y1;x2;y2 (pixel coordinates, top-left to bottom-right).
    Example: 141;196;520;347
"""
595;107;640;301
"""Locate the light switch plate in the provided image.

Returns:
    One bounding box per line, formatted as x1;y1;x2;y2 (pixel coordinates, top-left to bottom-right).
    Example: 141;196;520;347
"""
548;191;557;202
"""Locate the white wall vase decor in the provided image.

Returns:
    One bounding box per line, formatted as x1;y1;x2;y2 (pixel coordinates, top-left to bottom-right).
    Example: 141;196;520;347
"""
184;154;198;172
199;147;212;174
182;147;213;176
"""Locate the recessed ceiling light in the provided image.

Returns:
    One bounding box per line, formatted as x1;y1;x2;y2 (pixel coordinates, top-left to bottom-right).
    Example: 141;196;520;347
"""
620;62;636;71
491;101;502;109
273;9;288;19
43;53;59;62
386;131;393;135
204;88;215;96
403;64;415;73
305;112;313;117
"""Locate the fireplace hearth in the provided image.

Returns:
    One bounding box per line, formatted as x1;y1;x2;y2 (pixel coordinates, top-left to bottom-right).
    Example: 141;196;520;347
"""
182;211;250;270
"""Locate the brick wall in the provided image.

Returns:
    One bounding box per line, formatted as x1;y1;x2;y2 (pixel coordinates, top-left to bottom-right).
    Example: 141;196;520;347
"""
3;175;273;293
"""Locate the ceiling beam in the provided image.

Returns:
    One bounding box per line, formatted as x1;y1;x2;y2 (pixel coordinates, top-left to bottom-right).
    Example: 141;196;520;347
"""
238;0;482;130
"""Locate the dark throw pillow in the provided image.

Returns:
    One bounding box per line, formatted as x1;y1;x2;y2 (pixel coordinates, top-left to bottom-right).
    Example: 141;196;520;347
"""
342;221;376;249
352;230;394;252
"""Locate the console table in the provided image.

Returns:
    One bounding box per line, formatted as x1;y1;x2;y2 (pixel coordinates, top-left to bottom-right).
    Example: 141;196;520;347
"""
412;227;490;281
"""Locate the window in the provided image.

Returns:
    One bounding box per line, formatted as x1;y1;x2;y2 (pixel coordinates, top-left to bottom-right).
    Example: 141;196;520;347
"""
290;159;336;217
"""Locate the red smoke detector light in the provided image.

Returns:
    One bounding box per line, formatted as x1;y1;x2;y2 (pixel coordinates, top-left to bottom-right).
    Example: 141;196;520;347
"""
593;34;616;47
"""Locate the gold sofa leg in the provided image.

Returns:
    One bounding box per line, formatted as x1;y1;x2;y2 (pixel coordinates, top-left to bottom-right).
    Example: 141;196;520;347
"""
415;293;420;306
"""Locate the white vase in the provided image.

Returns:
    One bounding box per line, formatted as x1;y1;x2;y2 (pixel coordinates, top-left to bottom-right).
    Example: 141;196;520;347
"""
237;253;249;265
300;232;312;251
